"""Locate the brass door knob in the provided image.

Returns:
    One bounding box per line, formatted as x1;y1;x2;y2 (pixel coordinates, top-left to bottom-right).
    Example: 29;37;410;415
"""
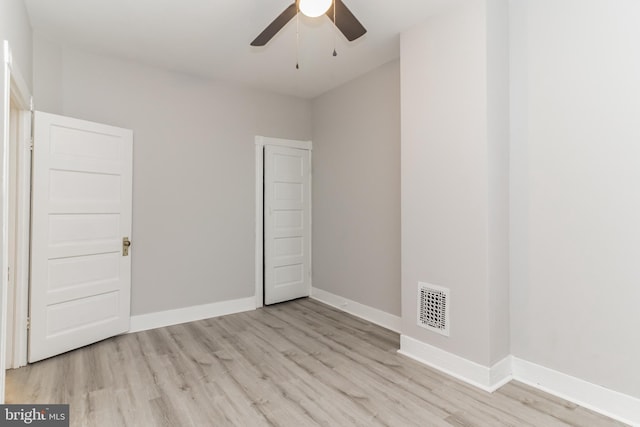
123;237;132;256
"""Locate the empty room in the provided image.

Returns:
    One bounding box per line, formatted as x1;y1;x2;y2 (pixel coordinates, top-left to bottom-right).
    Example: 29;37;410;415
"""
1;0;639;425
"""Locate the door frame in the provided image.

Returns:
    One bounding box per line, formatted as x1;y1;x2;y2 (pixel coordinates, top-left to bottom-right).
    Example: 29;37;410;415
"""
254;136;312;308
2;41;33;401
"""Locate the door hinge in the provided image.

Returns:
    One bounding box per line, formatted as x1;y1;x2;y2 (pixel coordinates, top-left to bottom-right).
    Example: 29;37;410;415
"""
26;316;31;330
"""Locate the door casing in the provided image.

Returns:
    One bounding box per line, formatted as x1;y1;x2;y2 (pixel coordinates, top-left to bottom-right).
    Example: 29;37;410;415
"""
1;41;32;402
254;136;312;308
5;96;31;370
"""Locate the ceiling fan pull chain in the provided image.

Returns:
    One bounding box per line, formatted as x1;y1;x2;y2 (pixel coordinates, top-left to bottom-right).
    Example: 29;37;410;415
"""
333;0;338;57
296;6;301;69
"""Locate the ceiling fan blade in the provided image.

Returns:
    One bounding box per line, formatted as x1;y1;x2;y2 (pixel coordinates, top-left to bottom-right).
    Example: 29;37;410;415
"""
326;0;366;42
251;3;298;46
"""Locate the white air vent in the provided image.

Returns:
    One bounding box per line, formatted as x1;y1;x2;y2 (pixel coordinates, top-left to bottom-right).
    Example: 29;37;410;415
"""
417;282;450;337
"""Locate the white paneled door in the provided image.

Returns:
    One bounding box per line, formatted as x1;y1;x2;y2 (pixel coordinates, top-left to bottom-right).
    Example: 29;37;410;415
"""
264;145;311;305
29;112;133;363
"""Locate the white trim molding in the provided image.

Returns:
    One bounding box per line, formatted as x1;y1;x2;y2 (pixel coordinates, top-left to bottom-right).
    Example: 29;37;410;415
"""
311;287;402;333
398;335;513;392
129;297;256;333
0;38;10;404
512;358;640;426
397;334;639;425
255;135;313;151
11;107;31;369
1;40;33;402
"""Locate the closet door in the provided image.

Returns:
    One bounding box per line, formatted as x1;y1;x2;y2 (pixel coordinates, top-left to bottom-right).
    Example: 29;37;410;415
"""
264;144;311;305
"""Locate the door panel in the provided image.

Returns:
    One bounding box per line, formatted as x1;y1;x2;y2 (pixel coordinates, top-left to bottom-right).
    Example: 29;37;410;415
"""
264;145;311;305
29;112;133;362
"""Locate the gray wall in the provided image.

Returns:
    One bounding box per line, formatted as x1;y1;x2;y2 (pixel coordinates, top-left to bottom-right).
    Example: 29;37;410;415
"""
485;0;511;369
32;40;312;315
0;0;32;89
311;60;401;316
510;0;640;399
400;0;510;366
32;34;61;114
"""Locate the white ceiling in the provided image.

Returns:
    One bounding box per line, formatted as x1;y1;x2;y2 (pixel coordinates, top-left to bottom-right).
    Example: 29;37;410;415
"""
24;0;452;98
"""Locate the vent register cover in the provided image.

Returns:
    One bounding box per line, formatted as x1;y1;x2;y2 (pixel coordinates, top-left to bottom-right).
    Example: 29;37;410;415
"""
417;282;450;337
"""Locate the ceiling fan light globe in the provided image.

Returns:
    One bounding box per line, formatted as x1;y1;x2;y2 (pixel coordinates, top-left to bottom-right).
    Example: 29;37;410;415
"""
299;0;332;18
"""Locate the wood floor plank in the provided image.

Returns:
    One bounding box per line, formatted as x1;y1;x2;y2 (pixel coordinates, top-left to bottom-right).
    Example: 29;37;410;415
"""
497;381;627;427
5;298;628;427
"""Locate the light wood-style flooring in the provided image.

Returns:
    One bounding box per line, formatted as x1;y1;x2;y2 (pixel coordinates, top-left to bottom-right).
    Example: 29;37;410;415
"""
6;298;627;426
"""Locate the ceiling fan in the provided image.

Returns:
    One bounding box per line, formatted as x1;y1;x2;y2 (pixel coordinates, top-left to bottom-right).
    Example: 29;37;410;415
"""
251;0;367;47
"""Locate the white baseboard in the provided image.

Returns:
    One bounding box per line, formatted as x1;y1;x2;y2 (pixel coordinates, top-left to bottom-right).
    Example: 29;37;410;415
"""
512;357;640;426
397;335;639;425
398;335;513;392
310;287;402;332
129;296;256;333
491;355;515;390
